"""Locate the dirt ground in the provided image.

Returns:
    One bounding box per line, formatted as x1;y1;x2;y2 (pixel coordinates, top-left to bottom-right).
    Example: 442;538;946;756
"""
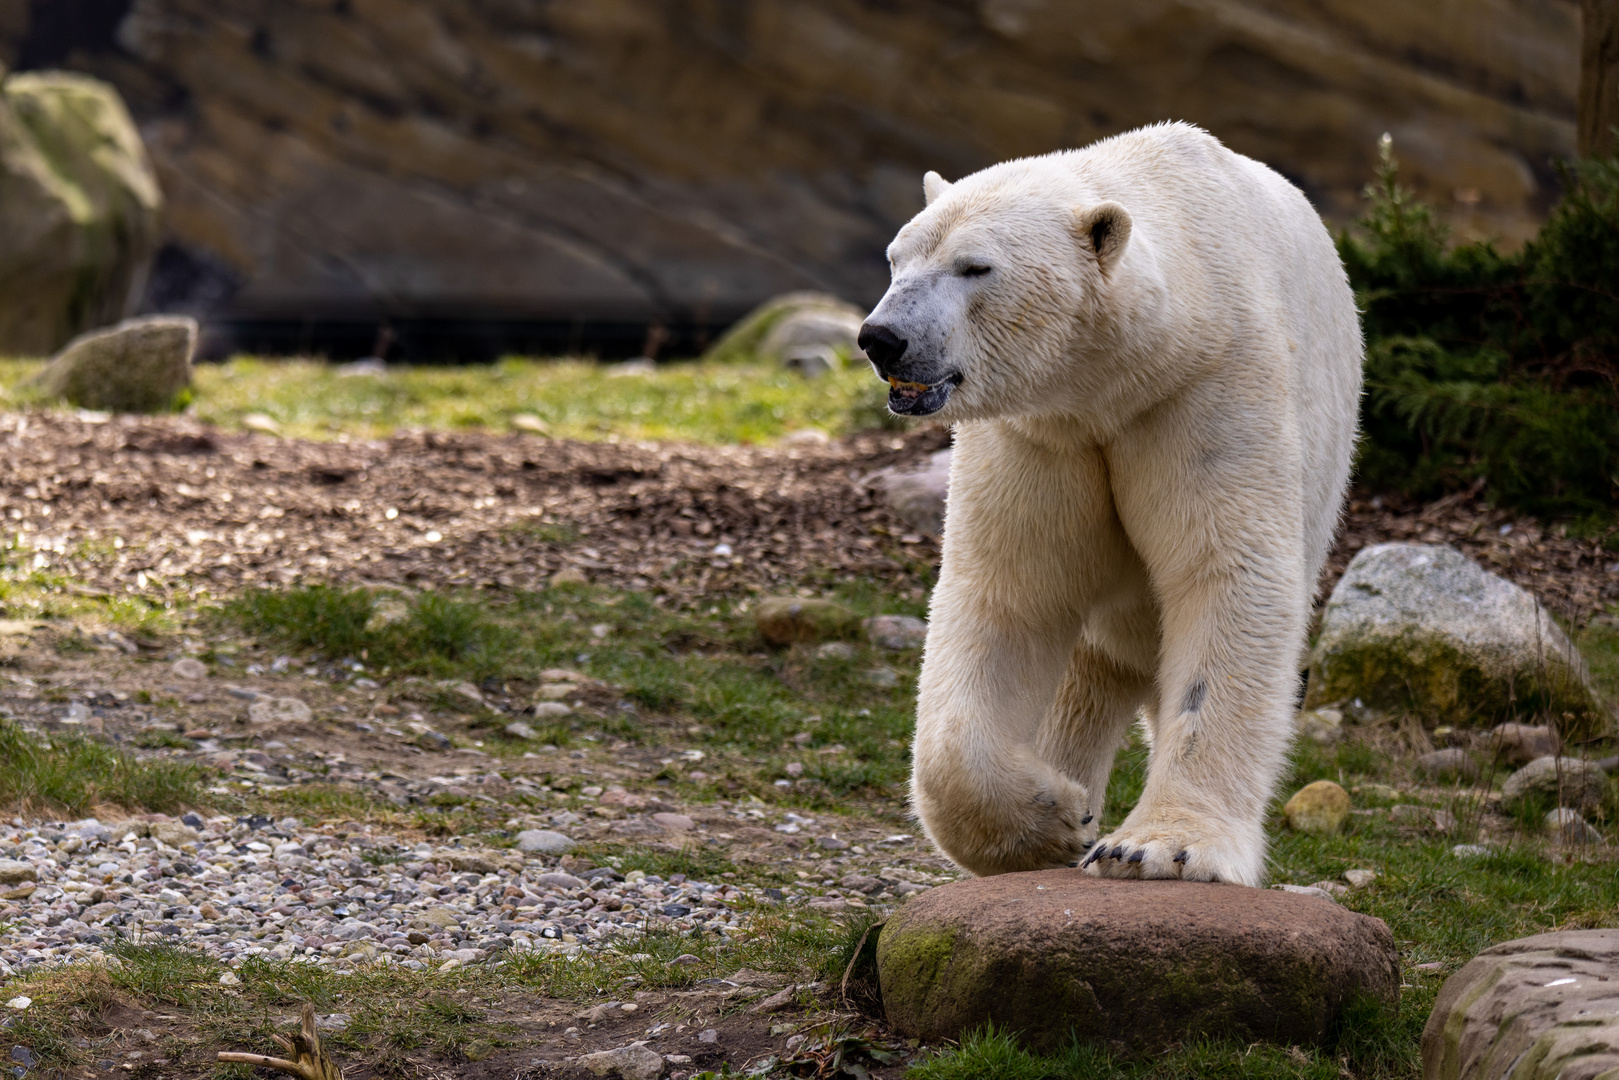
1;411;1613;619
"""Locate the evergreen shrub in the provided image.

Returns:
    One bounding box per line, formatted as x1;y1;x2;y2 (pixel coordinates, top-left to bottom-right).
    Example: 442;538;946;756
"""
1340;135;1619;519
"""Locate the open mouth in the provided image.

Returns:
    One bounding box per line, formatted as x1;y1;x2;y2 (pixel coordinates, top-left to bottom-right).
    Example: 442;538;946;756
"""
886;373;963;416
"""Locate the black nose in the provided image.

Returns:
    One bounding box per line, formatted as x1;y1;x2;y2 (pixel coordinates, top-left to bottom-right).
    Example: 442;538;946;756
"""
857;323;908;368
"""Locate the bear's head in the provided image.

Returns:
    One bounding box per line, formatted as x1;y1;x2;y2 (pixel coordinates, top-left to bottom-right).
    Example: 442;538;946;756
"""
859;164;1136;422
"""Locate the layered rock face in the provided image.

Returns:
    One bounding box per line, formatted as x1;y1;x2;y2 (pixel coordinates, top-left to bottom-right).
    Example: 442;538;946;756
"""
1;0;1578;340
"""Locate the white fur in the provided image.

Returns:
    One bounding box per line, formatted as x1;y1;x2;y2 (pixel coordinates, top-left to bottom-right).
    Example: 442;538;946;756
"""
866;123;1362;886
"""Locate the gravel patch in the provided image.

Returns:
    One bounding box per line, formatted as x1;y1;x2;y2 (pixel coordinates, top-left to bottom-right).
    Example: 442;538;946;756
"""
0;812;938;978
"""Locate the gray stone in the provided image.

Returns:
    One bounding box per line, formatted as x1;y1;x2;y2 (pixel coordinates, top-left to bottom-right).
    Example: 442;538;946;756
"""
760;305;862;362
170;657;207;680
1342;869;1378;888
870;449;951;537
1543;808;1605;845
1490;723;1561;767
1305;544;1606;737
578;1041;666;1079
651;813;694;831
532;872;587;890
447;852;499;875
505;722;539;740
1422;929;1619;1080
878;871;1399;1052
1417;747;1479;782
247;696;313;725
67;819;111;843
1501;757;1610;813
33;314;196;413
864;614;928;650
366;597;411;632
514;830;576;855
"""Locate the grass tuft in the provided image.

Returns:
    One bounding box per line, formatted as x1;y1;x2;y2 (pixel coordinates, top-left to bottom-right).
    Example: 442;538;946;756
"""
0;718;210;817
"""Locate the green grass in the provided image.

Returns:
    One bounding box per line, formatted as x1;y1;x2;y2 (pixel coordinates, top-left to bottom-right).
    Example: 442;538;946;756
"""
221;582;928;805
572;840;741;883
906;1023;1369;1080
0;902;867;1073
7;582;1618;1079
0;355;901;444
0;718;211;817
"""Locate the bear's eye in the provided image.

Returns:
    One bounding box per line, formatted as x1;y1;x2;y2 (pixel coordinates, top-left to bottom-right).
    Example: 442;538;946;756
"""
958;263;992;277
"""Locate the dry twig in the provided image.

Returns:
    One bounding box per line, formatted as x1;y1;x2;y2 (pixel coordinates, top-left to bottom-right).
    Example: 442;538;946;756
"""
217;1003;343;1080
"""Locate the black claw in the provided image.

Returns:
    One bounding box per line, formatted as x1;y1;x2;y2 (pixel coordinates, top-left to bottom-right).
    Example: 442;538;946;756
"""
1082;849;1103;868
1109;844;1125;860
1173;850;1189;863
1080;814;1094;825
1127;850;1144;864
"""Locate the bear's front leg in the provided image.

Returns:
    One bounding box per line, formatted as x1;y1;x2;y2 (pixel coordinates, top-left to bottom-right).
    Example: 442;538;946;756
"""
913;424;1145;876
1081;613;1294;887
1086;410;1311;887
912;619;1102;875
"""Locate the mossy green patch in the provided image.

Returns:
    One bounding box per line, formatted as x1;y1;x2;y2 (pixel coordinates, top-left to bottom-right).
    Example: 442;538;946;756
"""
1306;631;1607;739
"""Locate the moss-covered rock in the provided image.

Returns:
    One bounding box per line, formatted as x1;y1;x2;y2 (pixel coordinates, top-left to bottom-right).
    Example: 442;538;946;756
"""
877;871;1400;1052
33;314;195;412
0;69;162;355
1284;780;1351;835
1499;756;1610;814
702;292;865;365
755;596;861;645
1306;544;1608;739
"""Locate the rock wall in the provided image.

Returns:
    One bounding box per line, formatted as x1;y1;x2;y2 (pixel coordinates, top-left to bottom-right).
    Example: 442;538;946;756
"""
0;0;1579;344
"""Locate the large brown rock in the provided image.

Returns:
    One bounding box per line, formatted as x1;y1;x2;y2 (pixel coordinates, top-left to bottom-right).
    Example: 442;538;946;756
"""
877;870;1400;1052
0;69;161;355
0;1;1574;333
1422;929;1619;1080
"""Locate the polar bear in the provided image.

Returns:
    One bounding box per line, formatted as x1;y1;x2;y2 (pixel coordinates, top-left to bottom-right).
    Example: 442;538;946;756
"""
858;123;1362;887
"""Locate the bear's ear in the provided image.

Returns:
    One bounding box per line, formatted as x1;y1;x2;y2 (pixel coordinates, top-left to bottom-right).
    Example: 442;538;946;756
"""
1074;201;1132;275
923;170;952;206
